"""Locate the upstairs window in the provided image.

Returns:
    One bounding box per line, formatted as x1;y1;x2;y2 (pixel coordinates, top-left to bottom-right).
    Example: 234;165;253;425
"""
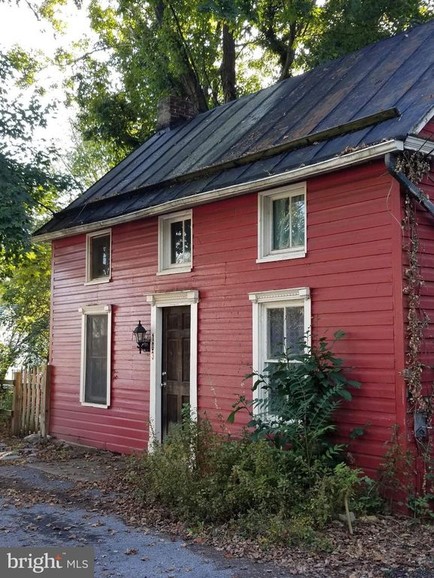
86;230;111;283
158;210;192;274
258;183;306;262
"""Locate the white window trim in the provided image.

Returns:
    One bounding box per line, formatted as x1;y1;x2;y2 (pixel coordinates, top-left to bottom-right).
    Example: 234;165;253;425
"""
257;183;306;263
85;229;112;284
145;290;199;447
157;210;193;275
249;288;311;406
79;304;112;408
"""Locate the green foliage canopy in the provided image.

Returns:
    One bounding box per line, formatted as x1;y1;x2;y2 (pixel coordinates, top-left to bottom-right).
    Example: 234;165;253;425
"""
0;246;51;377
302;0;434;67
46;0;433;175
0;41;73;375
0;49;72;265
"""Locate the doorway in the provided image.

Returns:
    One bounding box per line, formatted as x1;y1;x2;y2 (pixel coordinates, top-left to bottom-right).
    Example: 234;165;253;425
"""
161;306;190;438
146;290;199;446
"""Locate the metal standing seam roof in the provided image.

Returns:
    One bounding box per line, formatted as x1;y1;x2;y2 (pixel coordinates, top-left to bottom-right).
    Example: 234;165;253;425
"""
34;20;434;238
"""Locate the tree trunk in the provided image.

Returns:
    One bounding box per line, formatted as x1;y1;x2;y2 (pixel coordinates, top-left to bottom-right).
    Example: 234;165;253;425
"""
220;23;237;102
154;0;209;112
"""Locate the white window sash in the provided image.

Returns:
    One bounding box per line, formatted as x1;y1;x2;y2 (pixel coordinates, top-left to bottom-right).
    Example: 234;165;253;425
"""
249;288;311;406
85;229;112;284
79;304;112;408
158;210;193;274
257;183;306;263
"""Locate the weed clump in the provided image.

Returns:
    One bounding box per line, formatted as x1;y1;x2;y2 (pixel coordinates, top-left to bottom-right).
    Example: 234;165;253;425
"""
128;332;382;546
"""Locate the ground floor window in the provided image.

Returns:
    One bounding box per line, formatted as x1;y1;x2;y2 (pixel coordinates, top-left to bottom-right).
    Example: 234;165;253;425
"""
249;288;311;406
79;305;112;407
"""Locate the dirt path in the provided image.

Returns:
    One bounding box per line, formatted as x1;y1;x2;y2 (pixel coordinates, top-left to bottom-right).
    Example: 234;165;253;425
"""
0;461;296;578
1;436;433;578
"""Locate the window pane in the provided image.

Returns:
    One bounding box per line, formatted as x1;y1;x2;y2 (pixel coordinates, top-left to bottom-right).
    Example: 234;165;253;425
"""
91;235;110;279
285;306;304;354
171;221;183;264
170;219;191;264
290;195;305;247
267;308;284;359
183;219;191;262
272;197;290;250
85;314;108;404
266;360;280;412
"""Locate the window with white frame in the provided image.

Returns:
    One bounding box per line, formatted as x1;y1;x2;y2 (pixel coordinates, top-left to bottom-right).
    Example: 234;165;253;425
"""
249;288;311;406
158;210;192;273
79;305;112;407
86;230;111;283
258;183;306;262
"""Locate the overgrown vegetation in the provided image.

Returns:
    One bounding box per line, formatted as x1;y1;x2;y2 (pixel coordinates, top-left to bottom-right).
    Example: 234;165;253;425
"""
228;330;361;466
128;332;383;546
0;384;12;414
378;424;434;518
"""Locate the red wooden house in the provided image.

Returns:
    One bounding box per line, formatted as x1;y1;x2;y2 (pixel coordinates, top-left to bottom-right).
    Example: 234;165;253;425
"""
34;22;434;481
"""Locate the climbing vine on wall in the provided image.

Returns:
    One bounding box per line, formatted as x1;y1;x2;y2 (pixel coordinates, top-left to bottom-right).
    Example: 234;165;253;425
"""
399;150;433;498
402;191;430;413
396;151;431;185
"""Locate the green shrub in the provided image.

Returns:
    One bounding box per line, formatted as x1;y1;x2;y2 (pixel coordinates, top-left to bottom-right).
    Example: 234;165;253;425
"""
126;333;381;545
0;386;13;423
229;330;361;468
128;414;371;546
351;476;384;515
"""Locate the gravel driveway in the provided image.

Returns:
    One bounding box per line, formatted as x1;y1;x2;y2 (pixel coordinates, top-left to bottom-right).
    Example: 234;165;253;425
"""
1;443;433;578
0;463;294;578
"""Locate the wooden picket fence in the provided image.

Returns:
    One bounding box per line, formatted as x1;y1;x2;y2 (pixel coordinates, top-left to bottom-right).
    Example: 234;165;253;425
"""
9;365;50;437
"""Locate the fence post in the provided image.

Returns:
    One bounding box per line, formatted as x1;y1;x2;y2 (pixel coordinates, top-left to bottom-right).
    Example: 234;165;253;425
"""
11;371;22;436
40;365;50;438
22;367;29;435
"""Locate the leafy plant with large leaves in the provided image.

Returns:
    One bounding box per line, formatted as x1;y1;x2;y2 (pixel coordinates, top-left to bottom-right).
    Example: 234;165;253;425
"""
229;331;361;468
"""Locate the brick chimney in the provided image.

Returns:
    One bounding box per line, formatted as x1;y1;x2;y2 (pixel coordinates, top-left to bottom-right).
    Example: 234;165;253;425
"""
157;95;198;130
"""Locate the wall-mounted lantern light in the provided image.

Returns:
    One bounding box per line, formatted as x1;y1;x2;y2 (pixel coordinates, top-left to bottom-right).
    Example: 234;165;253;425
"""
133;320;151;353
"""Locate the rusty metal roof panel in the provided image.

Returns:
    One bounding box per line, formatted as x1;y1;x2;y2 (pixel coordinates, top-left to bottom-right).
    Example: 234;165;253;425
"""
35;20;434;237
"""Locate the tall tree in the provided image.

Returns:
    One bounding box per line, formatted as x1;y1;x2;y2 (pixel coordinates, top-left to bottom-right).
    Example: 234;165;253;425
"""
45;0;434;175
248;0;317;80
0;246;51;375
59;0;262;156
55;0;433;172
302;0;434;67
0;45;73;374
0;48;72;265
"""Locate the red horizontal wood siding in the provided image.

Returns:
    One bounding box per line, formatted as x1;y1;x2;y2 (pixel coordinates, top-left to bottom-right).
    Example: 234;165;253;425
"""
50;160;410;474
418;119;434;139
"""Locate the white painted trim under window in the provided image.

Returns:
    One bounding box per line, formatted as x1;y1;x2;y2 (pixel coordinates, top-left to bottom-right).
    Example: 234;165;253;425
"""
257;182;307;263
157;210;193;275
85;229;112;284
249;287;311;405
145;290;199;446
79;304;112;408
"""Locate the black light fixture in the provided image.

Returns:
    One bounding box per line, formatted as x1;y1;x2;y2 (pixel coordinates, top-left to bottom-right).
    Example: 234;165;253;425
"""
133;320;151;353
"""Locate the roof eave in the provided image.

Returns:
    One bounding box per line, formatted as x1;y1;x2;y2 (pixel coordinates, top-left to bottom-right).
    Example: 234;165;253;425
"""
404;136;434;156
33;139;405;242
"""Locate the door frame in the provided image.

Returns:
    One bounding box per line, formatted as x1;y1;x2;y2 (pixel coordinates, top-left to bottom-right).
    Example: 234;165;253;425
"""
146;290;199;446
